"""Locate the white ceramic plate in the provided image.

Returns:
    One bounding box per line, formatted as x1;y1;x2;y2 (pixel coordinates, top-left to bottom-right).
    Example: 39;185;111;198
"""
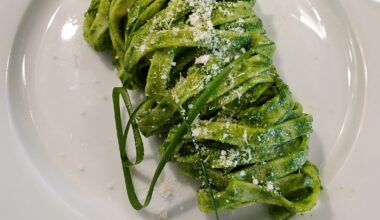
1;0;380;219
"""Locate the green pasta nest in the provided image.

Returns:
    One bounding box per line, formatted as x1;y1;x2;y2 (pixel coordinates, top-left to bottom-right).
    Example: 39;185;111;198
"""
83;0;322;219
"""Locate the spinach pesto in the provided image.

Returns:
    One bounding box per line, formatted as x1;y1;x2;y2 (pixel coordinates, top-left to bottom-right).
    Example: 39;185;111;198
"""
83;0;322;219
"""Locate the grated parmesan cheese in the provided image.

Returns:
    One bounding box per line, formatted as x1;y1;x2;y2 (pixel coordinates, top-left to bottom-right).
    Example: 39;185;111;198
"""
252;176;259;185
192;127;202;137
242;129;248;143
240;170;246;177
266;181;274;192
139;44;146;52
195;54;210;64
159;209;168;219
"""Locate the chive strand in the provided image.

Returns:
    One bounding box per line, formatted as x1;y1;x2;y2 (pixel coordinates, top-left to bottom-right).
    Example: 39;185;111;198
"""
112;50;255;211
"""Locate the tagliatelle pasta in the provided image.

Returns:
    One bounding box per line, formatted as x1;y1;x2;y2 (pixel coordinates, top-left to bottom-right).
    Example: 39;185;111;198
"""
83;0;321;219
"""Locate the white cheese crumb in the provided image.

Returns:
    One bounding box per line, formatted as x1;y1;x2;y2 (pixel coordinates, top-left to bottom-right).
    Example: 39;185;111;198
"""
188;13;201;27
192;127;201;137
234;90;243;100
195;54;210;64
252;177;259;185
243;148;252;162
222;133;228;139
232;27;245;33
266;181;274;191
237;18;245;24
226;120;230;128
139;44;146;52
228;73;235;88
257;135;262;142
159;209;168;219
243;129;248;143
159;184;173;200
173;95;179;103
239;170;246;177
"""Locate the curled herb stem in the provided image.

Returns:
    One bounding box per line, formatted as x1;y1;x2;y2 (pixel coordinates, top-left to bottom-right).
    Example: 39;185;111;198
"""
112;51;252;211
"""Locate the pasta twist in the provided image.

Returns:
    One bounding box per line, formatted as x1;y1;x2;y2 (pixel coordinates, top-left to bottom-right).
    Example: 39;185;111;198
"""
83;0;321;219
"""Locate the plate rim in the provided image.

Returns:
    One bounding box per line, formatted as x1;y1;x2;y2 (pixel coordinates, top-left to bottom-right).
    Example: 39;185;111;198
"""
1;0;380;219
